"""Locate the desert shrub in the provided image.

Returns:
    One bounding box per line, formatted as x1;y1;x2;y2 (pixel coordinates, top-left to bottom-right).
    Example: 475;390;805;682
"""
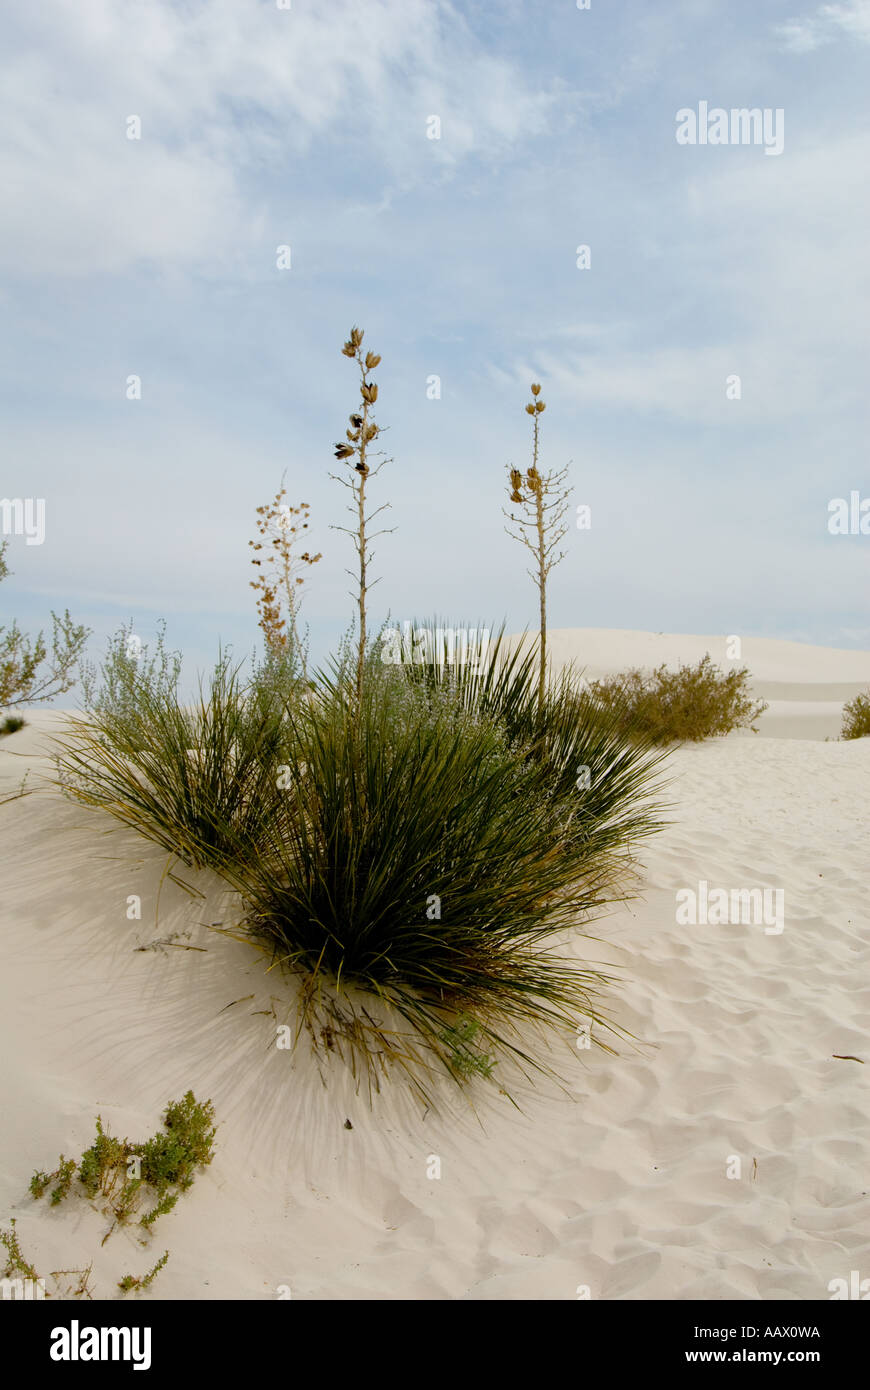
0;1219;39;1283
49;1158;77;1206
33;1093;215;1235
78;621;182;735
56;628;292;870
137;1090;217;1195
396;623;670;867
587;654;767;745
78;1117;128;1198
841;690;870;740
57;615;666;1097
21;1093;214;1299
218;646;662;1097
119;1250;169;1293
0;540;89;711
1;715;25;736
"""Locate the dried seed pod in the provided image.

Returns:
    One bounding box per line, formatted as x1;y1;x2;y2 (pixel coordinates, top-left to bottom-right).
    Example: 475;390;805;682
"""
530;383;541;396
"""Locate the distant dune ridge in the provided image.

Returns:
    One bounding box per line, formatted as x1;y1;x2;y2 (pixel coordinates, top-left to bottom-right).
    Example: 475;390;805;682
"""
1;629;868;1299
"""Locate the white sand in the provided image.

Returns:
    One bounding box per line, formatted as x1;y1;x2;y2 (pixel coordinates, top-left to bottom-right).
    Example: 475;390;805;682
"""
1;633;868;1300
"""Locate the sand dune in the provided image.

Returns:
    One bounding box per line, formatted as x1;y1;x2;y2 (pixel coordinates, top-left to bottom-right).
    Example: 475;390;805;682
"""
1;633;867;1300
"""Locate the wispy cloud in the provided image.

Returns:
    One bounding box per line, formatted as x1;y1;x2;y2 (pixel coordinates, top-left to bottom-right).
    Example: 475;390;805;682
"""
775;0;870;52
0;0;573;277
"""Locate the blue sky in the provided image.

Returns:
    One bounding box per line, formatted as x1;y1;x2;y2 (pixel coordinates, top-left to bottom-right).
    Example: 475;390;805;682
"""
2;0;869;684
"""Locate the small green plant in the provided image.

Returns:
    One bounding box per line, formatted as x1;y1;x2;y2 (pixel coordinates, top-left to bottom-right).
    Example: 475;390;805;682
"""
29;1169;52;1200
140;1192;178;1228
588;655;767;745
119;1250;169;1294
440;1016;496;1080
78;1116;128;1199
50;1157;77;1206
137;1091;217;1196
23;1094;214;1298
1;715;25;735
841;690;870;740
30;1094;215;1236
1;1219;40;1283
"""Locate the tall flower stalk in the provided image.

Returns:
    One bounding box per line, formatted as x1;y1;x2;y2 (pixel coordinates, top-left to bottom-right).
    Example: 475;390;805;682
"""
249;479;321;674
332;327;391;709
504;384;571;712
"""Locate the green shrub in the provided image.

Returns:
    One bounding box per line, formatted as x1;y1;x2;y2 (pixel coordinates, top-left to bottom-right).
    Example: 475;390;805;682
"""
49;1157;77;1206
137;1091;217;1195
841;690;870;740
78;1116;128;1198
1;715;25;736
29;1169;51;1200
397;624;670;868
587;654;767;745
0;1219;39;1283
439;1016;496;1079
0;540;89;710
57;629;291;870
32;1093;215;1234
218;645;663;1097
58;616;666;1098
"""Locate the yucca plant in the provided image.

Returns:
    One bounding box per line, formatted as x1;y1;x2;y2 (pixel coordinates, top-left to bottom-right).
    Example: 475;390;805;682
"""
55;633;291;872
216;650;629;1102
397;622;670;868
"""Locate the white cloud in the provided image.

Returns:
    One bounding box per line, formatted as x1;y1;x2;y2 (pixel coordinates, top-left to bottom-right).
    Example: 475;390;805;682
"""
0;0;569;277
776;0;870;51
776;20;830;51
821;0;870;40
